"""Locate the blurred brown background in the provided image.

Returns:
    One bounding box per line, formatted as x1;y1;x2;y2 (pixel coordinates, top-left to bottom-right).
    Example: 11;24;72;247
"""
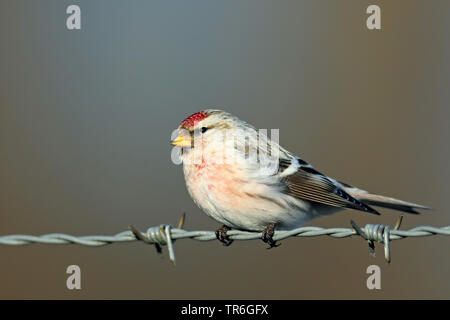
0;0;449;299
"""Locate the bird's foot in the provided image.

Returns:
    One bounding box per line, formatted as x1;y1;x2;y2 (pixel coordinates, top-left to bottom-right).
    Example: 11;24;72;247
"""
262;222;280;249
215;225;234;246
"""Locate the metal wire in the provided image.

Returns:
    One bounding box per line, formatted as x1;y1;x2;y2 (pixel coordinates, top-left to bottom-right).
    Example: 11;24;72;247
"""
1;216;449;265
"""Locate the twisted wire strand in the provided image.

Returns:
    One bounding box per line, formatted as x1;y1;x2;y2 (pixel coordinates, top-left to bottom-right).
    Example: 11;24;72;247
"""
1;225;449;244
1;225;449;245
1;224;449;264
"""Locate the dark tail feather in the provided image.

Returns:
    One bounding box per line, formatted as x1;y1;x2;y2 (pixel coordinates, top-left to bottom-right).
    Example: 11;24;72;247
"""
349;192;431;214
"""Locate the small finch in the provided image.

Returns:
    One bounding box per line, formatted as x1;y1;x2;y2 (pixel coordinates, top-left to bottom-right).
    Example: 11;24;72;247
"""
171;109;430;247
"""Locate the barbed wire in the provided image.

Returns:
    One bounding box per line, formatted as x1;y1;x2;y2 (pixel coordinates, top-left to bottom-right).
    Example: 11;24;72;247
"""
1;214;449;265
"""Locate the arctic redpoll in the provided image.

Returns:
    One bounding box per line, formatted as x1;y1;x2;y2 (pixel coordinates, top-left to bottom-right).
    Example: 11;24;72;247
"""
171;109;430;247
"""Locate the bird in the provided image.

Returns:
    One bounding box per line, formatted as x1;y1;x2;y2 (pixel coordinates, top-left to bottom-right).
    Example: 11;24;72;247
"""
171;109;430;247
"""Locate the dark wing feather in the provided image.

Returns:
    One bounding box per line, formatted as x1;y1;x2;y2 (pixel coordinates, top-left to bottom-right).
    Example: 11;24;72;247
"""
336;179;430;214
280;159;379;215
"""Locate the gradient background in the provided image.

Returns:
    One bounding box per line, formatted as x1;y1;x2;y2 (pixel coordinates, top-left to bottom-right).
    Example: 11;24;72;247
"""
0;0;449;299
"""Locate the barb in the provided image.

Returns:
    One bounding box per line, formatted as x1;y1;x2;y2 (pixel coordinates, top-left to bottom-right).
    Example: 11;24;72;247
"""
351;216;400;263
1;215;449;264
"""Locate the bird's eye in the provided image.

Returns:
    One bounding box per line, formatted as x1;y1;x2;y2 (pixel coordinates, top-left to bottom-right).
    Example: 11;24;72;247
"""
201;127;208;133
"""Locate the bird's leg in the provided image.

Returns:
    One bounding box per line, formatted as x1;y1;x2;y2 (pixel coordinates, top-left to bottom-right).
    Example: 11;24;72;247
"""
215;225;234;246
262;222;280;249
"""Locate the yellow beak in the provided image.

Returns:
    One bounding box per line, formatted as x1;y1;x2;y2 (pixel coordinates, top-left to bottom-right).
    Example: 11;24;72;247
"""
170;134;192;147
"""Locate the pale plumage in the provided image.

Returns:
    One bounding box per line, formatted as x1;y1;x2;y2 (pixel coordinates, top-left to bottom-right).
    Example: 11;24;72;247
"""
171;109;430;245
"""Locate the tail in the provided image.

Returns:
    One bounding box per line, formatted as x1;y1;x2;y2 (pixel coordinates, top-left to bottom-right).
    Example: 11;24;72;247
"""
348;191;431;214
